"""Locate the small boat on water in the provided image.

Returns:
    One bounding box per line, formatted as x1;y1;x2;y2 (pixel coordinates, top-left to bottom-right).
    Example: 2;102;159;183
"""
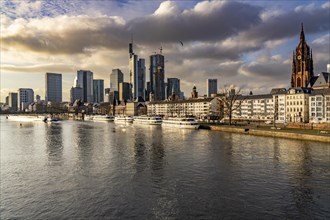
114;116;133;123
133;116;162;125
162;117;200;129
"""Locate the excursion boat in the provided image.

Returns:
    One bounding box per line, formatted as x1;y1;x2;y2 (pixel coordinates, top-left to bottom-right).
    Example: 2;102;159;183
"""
91;115;114;122
133;116;162;125
162;117;200;129
114;116;133;123
7;115;48;122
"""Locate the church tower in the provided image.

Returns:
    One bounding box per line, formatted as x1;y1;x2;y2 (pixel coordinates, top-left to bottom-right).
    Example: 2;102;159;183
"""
291;23;314;88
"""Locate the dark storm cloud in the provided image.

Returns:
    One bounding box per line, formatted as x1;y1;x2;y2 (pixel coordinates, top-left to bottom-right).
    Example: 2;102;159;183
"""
240;4;330;44
128;1;262;44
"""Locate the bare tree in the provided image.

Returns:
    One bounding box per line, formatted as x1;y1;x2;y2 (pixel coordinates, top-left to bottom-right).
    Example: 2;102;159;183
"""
217;85;244;126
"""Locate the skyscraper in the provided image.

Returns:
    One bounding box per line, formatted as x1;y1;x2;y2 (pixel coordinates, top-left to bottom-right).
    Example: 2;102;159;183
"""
77;70;93;103
206;79;217;97
45;72;62;102
18;88;34;111
93;79;104;103
70;87;83;104
167;78;181;99
150;53;165;101
8;92;18;112
119;82;131;102
110;69;124;92
129;43;146;100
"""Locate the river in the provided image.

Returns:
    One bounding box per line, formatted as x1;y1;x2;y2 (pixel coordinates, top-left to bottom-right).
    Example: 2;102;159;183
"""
1;118;329;219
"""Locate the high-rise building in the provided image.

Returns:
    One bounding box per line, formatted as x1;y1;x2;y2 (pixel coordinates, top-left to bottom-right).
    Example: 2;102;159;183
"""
45;72;62;102
129;43;146;100
105;88;111;102
327;64;330;73
8;92;18;112
93;79;104;103
18;88;34;111
206;79;218;97
70;87;83;104
77;70;93;103
119;82;131;102
5;96;9;105
167;78;181;99
150;53;165;101
110;69;124;92
291;24;314;88
36;95;41;102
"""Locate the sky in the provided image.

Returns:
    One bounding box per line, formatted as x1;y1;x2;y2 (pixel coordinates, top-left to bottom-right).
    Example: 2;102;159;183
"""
1;0;329;102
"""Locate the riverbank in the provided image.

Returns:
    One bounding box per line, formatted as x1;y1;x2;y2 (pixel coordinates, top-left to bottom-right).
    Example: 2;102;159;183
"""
208;125;330;143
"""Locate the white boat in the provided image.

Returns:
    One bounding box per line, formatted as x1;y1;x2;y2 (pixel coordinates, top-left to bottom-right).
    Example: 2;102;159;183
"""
162;117;200;129
114;116;133;123
91;115;114;122
133;116;162;125
7;115;48;122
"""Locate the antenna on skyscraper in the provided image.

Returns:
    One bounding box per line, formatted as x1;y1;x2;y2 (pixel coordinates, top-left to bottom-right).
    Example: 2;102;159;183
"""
159;46;162;54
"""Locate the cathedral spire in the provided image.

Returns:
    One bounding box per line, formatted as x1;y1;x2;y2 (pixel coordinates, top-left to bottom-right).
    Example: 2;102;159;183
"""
300;23;305;42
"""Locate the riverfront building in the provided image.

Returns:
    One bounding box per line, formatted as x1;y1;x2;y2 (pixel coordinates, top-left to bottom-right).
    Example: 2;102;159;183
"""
207;79;218;97
18;88;34;111
45;72;62;103
309;89;330;123
93;79;104;103
147;98;219;119
77;70;93;103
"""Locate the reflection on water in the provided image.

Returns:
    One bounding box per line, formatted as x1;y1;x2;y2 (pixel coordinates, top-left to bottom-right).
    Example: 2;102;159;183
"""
1;118;329;219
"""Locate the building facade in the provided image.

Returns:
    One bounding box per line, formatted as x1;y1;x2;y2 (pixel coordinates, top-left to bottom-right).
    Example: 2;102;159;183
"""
232;94;274;120
150;54;165;101
309;88;330;123
147;98;219;119
93;79;104;103
286;88;311;123
18;88;34;111
45;72;62;103
206;79;217;97
77;70;93;103
8;92;18;112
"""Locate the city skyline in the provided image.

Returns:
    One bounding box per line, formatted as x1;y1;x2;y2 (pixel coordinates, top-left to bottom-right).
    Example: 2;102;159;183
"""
1;0;330;102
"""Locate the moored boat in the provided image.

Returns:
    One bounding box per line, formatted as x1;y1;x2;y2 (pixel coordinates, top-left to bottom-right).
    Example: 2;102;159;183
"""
162;117;200;129
133;116;162;125
7;115;48;122
91;115;114;122
114;116;133;123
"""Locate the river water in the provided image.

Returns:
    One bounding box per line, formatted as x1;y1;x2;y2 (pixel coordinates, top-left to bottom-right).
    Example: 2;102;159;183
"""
1;118;329;219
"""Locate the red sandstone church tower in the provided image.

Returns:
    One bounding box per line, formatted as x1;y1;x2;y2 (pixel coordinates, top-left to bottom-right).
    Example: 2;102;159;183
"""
291;24;314;88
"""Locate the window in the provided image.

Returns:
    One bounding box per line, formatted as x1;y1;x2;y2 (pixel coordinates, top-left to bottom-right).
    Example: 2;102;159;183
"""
311;97;315;101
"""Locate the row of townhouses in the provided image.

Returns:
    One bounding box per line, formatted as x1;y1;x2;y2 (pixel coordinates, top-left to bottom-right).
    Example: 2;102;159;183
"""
146;71;330;123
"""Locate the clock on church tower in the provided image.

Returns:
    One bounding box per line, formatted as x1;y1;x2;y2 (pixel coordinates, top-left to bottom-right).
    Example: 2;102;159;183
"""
291;24;314;88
